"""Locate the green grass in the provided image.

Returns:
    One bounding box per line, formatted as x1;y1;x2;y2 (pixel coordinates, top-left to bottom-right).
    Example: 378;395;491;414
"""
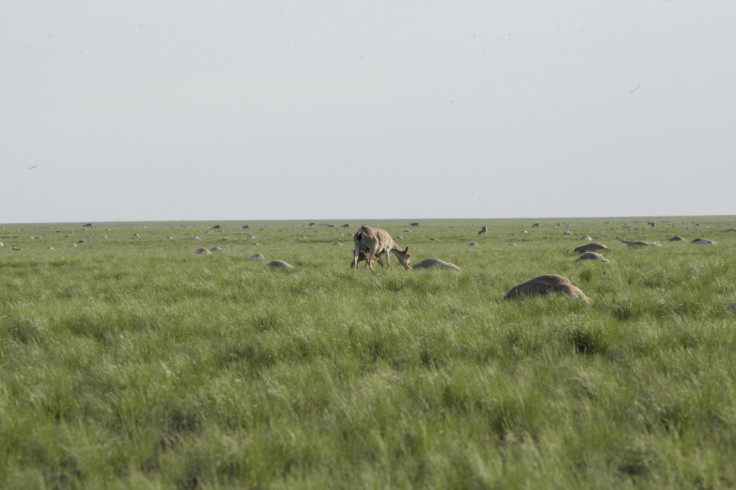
2;217;736;488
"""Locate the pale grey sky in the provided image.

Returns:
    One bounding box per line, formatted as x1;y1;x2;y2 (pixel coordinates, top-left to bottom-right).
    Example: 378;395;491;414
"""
2;1;734;224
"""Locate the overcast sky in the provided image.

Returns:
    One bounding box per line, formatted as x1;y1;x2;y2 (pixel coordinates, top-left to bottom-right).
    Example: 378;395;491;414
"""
2;1;735;224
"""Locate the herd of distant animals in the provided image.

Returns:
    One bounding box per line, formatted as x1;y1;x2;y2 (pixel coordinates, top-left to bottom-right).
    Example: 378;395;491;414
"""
3;221;728;301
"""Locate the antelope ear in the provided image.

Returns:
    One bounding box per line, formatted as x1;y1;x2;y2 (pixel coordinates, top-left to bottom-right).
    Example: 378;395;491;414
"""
403;247;409;253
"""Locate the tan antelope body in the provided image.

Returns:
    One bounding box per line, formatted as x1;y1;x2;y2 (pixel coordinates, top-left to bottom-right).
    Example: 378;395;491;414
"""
616;237;661;247
266;260;294;269
573;242;609;254
353;225;411;270
691;238;715;245
503;274;588;300
351;249;384;268
575;252;610;263
411;258;460;270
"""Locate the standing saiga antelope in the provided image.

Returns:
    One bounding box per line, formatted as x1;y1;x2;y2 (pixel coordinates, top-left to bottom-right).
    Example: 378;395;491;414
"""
353;225;412;270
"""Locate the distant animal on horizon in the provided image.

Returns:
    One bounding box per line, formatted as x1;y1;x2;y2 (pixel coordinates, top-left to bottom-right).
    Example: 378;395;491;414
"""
616;237;661;247
351;249;384;268
353;225;411;270
503;274;588;301
411;258;460;270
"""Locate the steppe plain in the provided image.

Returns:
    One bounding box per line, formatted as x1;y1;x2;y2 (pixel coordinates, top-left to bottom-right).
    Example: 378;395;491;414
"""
1;216;735;489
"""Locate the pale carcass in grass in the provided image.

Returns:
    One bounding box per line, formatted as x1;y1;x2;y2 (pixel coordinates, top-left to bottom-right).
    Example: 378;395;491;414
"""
503;274;588;300
575;252;610;263
691;238;715;245
411;258;460;270
266;260;294;269
616;237;661;247
573;242;609;254
353;225;411;270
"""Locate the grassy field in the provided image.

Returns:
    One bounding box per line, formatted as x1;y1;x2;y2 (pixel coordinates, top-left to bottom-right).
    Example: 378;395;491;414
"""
1;216;736;489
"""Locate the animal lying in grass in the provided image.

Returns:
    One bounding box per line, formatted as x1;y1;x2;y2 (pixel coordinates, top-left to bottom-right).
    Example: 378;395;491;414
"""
691;238;715;245
353;225;412;270
575;252;610;263
266;260;294;269
411;258;460;270
503;274;589;300
573;242;608;254
616;237;661;247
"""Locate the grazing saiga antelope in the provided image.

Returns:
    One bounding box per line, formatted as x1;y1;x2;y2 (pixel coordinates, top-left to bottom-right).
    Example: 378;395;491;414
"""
353;225;411;270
